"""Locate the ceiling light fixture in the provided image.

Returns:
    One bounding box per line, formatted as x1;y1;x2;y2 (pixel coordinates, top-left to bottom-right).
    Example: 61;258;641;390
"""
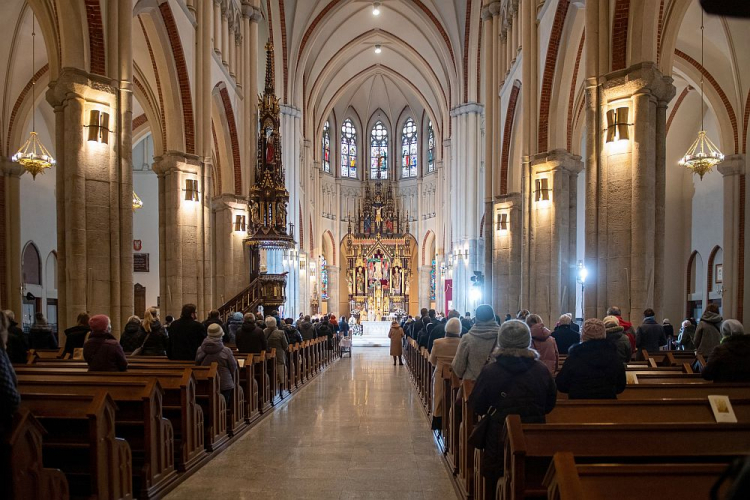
372;2;381;16
374;44;382;54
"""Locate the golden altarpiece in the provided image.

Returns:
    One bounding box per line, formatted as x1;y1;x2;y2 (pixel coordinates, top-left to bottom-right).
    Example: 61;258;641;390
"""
344;171;411;319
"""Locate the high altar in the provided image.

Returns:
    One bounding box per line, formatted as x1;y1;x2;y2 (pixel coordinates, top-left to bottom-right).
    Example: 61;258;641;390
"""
344;172;412;320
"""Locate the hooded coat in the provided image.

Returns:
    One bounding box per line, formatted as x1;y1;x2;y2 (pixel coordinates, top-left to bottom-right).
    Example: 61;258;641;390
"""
196;338;238;391
531;324;559;374
555;339;627;399
226;314;244;343
694;311;723;357
140;321;169;356
605;325;633;364
120;320;146;353
451;321;499;381
235;321;267;353
702;335;750;382
62;325;90;358
299;320;315;340
83;331;128;372
469;354;557;480
551;324;580;355
635;318;667;358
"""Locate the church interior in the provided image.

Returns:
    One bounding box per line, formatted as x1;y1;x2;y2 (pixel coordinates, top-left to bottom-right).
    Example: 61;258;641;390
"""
2;0;750;499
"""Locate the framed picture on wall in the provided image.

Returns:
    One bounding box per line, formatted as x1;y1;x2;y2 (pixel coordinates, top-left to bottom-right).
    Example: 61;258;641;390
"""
716;264;723;284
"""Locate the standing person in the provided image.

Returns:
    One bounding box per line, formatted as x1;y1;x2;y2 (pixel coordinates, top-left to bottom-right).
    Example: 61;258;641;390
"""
606;306;636;353
461;313;473;332
428;310;459;352
264;317;289;385
299;315;315;341
662;319;675;345
29;312;57;350
316;316;333;350
635;308;668;360
339;315;350;337
138;307;169;356
677;319;696;351
702;320;750;382
452;305;500;381
348;315;357;336
556;319;626;399
411;308;428;340
235;313;267;353
225;312;244;344
603;315;634;364
196;323;238;406
120;316;145;354
551;314;581;354
2;310;28;364
527;314;559;374
203;310;227;342
694;304;723;358
388;321;405;365
61;313;90;358
167;304;207;361
282;318;303;345
429;317;462;430
468;320;557;498
83;315;128;372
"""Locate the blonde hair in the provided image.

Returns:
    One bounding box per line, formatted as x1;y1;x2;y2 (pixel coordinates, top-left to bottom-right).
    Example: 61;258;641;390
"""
143;307;160;333
558;314;572;326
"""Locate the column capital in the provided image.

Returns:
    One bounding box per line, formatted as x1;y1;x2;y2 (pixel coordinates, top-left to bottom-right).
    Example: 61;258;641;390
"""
601;62;676;104
717;154;747;177
450;102;484;117
211;193;248;211
280;104;302;118
0;158;26;178
46;67;119;107
241;3;263;22
152;151;202;176
530;149;584;175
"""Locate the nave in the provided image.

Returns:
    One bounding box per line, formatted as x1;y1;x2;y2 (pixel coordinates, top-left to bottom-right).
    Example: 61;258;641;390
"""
165;348;458;500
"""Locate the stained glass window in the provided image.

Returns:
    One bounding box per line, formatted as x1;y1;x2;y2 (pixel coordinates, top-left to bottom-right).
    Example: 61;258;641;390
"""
427;120;435;173
321;256;329;300
322;121;331;173
370;121;388;180
401;118;418;178
341;119;357;178
430;259;436;301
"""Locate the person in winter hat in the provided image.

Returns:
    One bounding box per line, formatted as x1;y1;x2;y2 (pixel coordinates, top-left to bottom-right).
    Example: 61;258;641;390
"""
429;317;462;430
603;315;633;364
451;304;499;381
264;316;289;385
83;315;128;372
527;314;558;373
694;303;723;358
468;320;556;498
196;323;238;406
607;306;636;353
551;314;580;354
556;319;626;399
226;312;244;344
677;319;696;351
703;320;750;382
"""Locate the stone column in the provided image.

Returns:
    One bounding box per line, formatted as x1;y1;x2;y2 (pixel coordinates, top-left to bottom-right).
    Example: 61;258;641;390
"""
0;160;24;313
46;68;133;333
527;150;582;325
325;265;339;315
585;63;675;321
492;193;522;318
212;194;249;305
153;152;212;317
718;155;746;320
418;265;431;308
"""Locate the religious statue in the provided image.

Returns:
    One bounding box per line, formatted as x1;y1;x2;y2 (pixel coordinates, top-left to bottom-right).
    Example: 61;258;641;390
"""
393;269;401;294
265;129;276;164
347;274;354;295
276;201;287;227
249;201;260;225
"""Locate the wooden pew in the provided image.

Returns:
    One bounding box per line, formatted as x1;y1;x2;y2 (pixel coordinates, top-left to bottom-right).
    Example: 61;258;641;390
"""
543;452;729;500
234;353;260;423
8;409;69;500
460;379;477;499
564;383;750;400
501;415;750;500
17;376;178;498
20;391;133;500
631;372;708;384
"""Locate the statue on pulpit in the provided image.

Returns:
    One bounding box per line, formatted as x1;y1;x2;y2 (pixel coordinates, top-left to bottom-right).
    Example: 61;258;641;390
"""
265;130;276;164
276;201;287;228
249;201;260;226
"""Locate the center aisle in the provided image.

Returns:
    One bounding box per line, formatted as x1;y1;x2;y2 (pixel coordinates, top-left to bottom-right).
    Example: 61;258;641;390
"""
165;347;458;500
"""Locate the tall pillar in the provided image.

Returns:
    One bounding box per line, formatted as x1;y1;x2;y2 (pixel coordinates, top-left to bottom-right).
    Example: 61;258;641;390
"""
585;63;675;321
153;152;212;317
527;150;582;325
718;155;746;321
493;193;522;318
212;195;249;305
418;265;431;308
0;160;24;314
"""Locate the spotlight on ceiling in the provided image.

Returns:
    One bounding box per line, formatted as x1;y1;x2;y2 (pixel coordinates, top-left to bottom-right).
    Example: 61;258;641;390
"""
372;2;381;16
374;44;382;54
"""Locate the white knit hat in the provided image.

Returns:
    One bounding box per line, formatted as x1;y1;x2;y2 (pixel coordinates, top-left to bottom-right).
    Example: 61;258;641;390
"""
445;318;462;336
207;323;223;338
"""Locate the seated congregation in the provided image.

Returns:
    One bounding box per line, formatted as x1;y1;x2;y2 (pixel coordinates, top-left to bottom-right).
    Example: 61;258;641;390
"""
0;306;342;500
402;304;750;500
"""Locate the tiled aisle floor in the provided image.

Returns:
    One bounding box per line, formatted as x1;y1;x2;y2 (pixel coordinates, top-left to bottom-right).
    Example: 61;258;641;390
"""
164;347;459;500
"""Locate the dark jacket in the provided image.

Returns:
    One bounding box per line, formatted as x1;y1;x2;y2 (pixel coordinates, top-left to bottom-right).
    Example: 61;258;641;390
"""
6;320;28;364
606;326;633;364
83;331;128;372
299;320;315;340
120;320;146;353
167;317;206;360
226;315;244;344
702;336;750;382
469;355;557;479
551;324;580;354
695;312;723;357
196;338;238;391
62;325;90;358
556;339;627;399
338;319;350;336
29;322;58;350
283;324;303;345
677;324;696;351
316;322;333;349
140;321;169;356
427;320;447;352
236;321;267;354
635;318;667;359
0;348;20;429
203;317;227;341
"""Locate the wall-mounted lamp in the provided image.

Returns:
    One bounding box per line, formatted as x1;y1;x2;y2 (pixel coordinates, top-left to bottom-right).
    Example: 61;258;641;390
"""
605;107;630;143
372;2;381;16
496;212;508;233
374;44;382;54
234;214;246;232
534;177;551;206
87;110;110;144
184;179;200;202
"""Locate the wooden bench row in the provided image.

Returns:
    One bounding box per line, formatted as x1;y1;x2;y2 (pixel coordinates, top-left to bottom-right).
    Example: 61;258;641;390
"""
9;336;340;500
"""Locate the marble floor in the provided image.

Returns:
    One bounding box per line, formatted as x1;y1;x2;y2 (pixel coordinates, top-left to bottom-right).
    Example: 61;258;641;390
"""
164;347;459;500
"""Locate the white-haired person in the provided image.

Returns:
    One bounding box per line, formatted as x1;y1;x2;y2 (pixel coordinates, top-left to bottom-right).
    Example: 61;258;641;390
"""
429;317;462;430
702;320;750;382
264;316;289;385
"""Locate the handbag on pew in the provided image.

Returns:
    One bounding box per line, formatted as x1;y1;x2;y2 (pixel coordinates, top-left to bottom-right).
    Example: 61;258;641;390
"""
130;332;151;357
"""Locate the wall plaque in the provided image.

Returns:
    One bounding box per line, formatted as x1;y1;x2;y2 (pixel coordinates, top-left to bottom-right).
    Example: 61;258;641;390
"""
134;253;150;273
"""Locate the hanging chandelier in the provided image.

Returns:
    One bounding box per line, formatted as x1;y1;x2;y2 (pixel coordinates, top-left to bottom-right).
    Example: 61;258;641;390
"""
679;10;723;179
13;13;55;179
132;191;143;211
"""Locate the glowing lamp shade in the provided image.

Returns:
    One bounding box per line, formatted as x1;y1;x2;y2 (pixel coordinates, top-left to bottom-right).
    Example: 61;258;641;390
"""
184;179;200;202
132;191;143;211
534;177;551;207
496;212;508;233
372;2;381;15
234;214;246;232
87;110;110;144
470;288;482;302
374;44;382;54
605;107;629;143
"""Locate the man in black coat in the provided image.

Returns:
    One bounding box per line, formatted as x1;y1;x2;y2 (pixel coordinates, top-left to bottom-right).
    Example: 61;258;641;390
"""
236;313;268;353
167;304;207;360
428;310;461;352
635;308;667;358
411;308;428;340
551;314;581;354
418;309;438;349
